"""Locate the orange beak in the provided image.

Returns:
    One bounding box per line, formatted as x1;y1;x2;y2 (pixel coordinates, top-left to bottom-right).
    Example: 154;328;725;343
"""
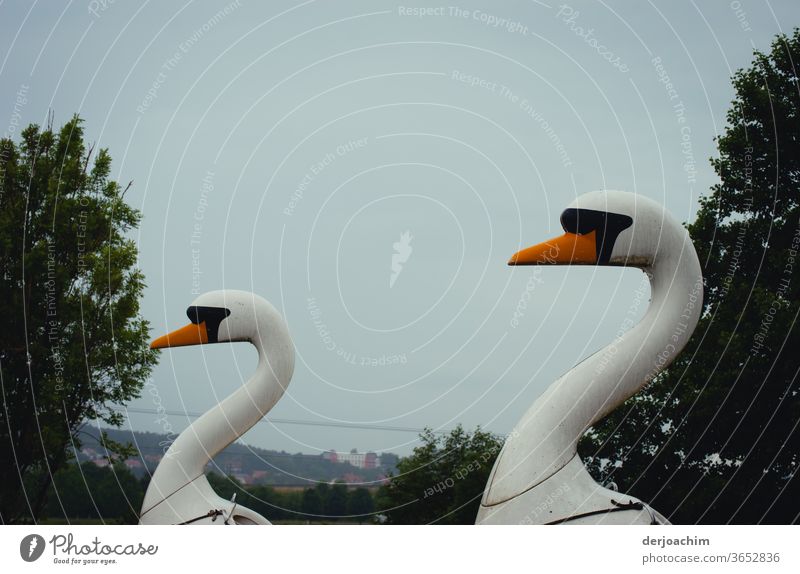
150;322;209;349
508;231;598;265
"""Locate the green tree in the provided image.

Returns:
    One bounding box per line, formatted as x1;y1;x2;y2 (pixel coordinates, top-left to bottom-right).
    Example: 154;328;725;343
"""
314;481;330;510
579;30;800;524
326;482;348;518
205;472;243;502
346;488;375;524
242;484;296;522
44;462;144;524
301;487;323;517
0;116;156;523
377;426;502;524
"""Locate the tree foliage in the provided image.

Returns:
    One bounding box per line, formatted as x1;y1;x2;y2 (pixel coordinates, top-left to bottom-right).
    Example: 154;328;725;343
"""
377;426;502;524
0;116;156;523
301;486;323;516
579;30;800;524
325;482;348;517
346;487;375;523
204;473;379;523
44;462;144;524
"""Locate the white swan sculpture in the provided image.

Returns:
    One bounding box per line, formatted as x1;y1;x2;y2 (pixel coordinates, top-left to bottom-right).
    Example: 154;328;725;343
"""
477;191;702;524
139;290;294;525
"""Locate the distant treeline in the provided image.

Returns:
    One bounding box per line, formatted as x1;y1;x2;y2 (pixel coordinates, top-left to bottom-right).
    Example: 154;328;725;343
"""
80;427;398;486
42;462;379;524
42;426;498;525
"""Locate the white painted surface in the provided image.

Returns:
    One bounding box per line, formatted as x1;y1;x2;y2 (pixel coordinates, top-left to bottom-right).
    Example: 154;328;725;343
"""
478;191;702;524
140;291;295;525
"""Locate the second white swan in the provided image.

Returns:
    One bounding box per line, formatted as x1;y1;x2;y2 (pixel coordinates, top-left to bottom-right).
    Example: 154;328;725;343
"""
139;290;294;525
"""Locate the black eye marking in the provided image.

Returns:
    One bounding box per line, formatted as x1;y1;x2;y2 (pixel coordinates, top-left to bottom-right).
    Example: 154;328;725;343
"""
186;306;231;343
560;208;633;264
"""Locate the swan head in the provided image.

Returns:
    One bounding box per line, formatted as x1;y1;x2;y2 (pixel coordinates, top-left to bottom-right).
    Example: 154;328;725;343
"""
508;190;677;268
150;290;280;349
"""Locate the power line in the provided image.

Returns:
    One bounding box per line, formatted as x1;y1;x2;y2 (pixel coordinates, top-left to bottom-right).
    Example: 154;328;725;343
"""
119;406;444;435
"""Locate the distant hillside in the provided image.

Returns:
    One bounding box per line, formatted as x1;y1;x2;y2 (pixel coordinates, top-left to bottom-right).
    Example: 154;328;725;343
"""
79;427;399;487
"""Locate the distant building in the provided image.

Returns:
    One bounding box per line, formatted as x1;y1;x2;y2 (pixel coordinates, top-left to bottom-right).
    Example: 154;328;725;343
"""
143;454;162;464
364;452;379;469
341;472;362;484
233;473;251;485
322;448;382;469
81;447;99;460
251;470;269;482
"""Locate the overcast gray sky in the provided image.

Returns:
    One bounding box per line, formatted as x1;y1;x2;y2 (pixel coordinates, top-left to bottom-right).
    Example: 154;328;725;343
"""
2;0;798;458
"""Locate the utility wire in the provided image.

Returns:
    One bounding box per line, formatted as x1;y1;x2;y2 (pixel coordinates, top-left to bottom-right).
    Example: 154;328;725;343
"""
119;406;444;435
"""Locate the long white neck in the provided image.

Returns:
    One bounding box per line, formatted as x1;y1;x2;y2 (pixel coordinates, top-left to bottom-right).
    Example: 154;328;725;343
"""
484;227;702;504
559;236;702;442
141;321;294;513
